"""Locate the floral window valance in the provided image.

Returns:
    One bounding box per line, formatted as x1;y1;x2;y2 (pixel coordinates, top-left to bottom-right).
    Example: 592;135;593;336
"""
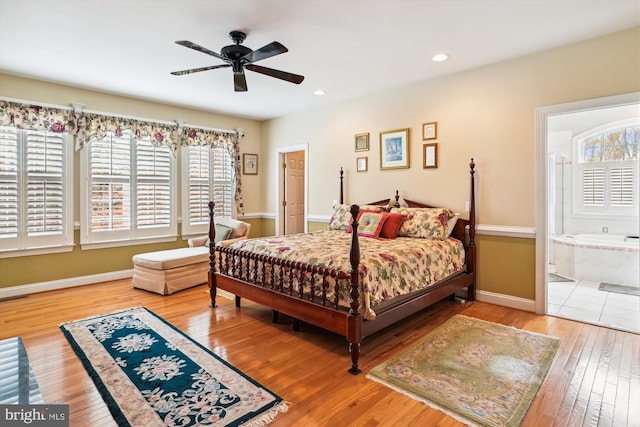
0;99;245;215
0;100;80;134
78;113;178;154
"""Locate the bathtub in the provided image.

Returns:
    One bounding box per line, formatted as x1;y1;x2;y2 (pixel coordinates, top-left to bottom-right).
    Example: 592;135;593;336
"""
552;234;639;287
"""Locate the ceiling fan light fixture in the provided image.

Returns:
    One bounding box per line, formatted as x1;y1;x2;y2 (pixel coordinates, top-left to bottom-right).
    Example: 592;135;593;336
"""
313;89;327;96
432;53;449;62
171;31;305;92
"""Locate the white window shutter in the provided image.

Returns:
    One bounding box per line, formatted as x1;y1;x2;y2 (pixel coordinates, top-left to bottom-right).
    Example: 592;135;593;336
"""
0;126;19;238
136;139;172;228
89;133;131;231
187;145;210;226
582;168;604;206
26;130;64;235
609;166;634;207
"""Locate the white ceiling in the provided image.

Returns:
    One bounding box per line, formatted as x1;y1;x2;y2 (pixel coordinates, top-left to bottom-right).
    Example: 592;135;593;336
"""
1;0;638;121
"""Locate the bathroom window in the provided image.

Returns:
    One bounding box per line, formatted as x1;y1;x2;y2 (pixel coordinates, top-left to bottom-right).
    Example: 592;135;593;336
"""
576;124;639;216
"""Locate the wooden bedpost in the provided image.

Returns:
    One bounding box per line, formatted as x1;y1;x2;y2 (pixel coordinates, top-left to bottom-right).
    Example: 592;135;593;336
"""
208;201;218;308
339;167;344;204
347;204;362;375
393;190;400;208
467;159;477;301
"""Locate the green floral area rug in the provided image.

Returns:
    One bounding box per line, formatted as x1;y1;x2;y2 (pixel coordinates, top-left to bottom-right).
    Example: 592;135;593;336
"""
367;315;559;427
61;307;287;426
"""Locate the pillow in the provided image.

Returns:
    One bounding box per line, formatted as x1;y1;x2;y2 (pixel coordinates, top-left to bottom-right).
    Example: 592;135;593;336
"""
205;223;234;247
359;204;384;212
347;209;379;233
447;213;460;237
390;207;455;240
356;211;388;238
379;212;407;239
328;204;352;231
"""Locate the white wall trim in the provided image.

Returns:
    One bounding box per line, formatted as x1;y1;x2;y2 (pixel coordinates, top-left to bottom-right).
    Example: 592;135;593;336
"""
1;270;133;299
307;214;331;223
239;212;274;220
476;225;536;238
476;290;535;312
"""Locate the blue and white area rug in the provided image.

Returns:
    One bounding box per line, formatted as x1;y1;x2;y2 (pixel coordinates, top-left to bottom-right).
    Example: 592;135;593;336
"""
60;307;287;426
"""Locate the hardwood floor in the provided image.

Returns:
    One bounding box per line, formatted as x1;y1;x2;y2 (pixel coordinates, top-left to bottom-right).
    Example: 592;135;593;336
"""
1;279;638;426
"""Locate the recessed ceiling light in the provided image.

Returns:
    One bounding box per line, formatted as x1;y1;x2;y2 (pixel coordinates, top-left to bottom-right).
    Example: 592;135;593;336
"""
432;53;449;62
313;89;327;96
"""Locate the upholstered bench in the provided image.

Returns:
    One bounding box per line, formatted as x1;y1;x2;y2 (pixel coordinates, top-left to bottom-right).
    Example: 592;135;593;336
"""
132;218;251;295
132;247;209;295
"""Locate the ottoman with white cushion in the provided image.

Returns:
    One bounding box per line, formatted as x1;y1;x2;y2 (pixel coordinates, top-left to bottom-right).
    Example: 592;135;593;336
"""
132;247;209;295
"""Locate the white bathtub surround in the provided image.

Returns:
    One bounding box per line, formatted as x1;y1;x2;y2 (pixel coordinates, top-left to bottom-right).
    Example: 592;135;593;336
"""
553;234;639;287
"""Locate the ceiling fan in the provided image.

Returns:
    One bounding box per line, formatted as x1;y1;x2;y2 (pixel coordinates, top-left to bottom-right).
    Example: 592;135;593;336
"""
171;30;305;92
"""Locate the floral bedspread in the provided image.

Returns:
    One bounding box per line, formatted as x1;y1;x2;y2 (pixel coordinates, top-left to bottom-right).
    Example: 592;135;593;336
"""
227;230;465;320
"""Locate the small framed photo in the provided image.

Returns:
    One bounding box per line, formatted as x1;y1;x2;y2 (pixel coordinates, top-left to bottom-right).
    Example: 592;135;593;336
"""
380;128;410;170
355;133;369;151
356;156;368;172
243;153;258;175
423;143;438;168
422;122;437;140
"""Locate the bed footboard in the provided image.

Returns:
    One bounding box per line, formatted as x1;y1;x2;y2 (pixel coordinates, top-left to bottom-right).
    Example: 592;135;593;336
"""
208;202;365;374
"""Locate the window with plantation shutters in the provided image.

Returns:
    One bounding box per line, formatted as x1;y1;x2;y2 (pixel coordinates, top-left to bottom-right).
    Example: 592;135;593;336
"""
181;145;234;236
81;131;176;246
0;125;73;255
576;124;638;217
582;168;604;206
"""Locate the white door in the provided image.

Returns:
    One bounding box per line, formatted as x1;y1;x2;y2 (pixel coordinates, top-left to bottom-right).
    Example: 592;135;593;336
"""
285;151;305;235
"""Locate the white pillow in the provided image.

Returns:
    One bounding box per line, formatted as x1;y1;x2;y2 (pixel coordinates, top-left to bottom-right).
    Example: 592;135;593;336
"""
447;213;460;237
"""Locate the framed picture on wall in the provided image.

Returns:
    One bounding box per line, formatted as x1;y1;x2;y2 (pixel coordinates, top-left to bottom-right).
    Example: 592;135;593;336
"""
243;153;258;175
355;133;369;151
422;122;437;140
380;128;410;170
356;156;368;172
423;143;438;168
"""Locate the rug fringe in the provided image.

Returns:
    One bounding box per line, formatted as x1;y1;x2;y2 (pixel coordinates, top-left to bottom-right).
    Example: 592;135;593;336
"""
59;306;142;326
365;374;482;427
242;401;288;427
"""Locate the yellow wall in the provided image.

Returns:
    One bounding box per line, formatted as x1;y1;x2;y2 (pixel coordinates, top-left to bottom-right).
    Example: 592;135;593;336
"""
262;27;640;298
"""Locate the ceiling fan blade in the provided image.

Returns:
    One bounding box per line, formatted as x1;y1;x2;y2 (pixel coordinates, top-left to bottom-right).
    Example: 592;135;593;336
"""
234;71;248;92
175;40;223;60
171;64;230;76
242;41;288;63
245;64;304;84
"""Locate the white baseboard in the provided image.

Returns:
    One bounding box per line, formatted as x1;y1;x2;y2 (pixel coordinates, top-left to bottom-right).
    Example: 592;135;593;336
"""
0;270;133;299
2;270;536;315
476;290;535;312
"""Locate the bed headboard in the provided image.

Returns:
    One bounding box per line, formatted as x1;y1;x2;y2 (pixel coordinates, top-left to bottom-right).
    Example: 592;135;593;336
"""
338;158;476;253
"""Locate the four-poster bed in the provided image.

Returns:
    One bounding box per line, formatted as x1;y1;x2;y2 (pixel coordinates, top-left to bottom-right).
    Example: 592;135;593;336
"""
207;159;477;374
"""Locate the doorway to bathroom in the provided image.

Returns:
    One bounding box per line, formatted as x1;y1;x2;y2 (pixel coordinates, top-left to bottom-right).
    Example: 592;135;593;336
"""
536;93;640;334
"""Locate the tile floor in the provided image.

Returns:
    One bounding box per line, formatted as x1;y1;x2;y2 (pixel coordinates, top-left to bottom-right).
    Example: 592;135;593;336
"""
548;275;640;334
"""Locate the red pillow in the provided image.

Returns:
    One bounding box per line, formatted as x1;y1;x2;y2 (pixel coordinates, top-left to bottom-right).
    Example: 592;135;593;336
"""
356;211;388;238
347;209;379;233
380;212;406;239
